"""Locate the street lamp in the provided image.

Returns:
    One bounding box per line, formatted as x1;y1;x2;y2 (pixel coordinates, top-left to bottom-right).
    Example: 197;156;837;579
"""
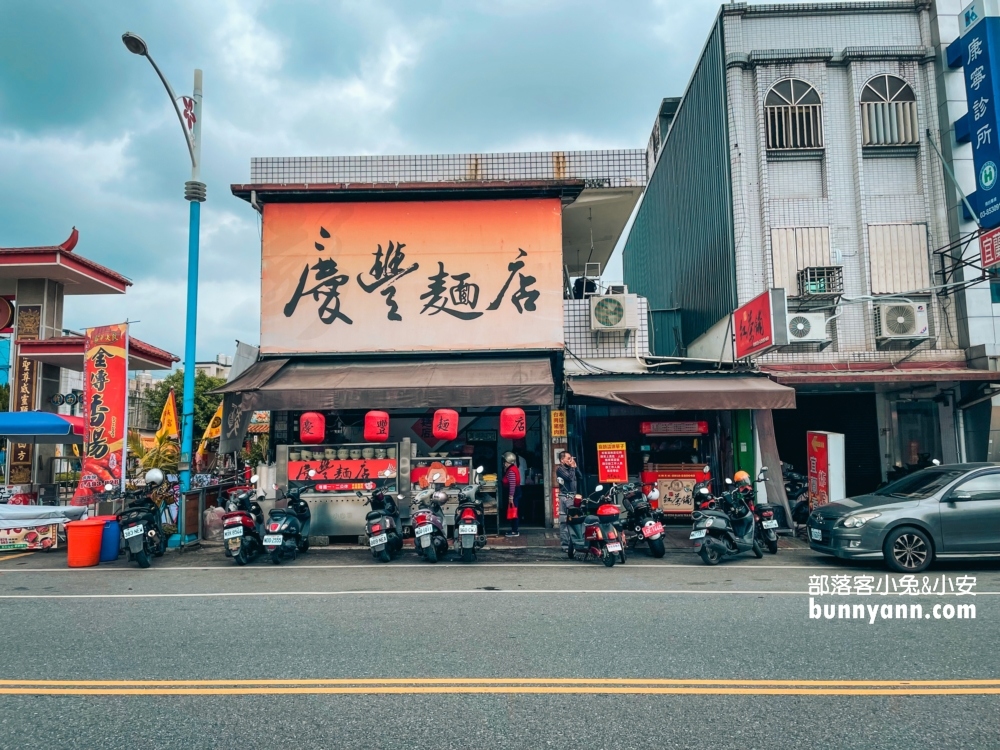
123;31;205;495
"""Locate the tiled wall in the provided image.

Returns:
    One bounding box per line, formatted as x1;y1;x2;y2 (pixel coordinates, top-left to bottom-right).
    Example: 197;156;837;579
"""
563;297;649;359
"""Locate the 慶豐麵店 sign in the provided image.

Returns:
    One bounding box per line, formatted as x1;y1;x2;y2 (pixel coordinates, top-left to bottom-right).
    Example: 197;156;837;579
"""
733;289;786;359
73;323;129;504
640;421;708;436
260;200;564;354
596;442;628;484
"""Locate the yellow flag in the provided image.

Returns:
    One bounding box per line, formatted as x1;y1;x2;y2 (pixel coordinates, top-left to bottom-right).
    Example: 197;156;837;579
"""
197;401;224;457
155;388;180;442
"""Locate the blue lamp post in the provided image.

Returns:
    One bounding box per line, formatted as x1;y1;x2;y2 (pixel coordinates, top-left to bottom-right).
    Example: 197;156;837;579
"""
122;32;205;493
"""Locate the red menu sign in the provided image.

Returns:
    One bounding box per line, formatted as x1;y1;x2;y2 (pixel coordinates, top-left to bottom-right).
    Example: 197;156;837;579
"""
807;431;829;508
981;226;1000;269
73;323;128;504
596;442;628;484
734;290;781;359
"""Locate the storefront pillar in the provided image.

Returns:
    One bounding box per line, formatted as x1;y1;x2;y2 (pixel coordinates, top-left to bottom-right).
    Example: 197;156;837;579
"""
541;407;554;529
753;409;793;525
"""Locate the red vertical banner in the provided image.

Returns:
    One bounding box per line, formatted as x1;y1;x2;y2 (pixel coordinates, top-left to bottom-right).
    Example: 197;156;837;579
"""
807;431;829;509
72;324;129;505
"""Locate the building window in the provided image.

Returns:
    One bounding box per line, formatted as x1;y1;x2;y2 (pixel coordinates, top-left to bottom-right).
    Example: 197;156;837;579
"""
861;75;918;146
765;78;823;150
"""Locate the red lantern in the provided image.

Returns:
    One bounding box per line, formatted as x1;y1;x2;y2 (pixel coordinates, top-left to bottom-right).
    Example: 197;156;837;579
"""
500;407;526;439
299;412;325;444
364;410;390;442
432;409;459;441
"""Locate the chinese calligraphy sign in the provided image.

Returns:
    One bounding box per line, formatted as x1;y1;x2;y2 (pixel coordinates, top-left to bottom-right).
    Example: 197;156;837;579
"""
73;324;128;504
961;10;1000;228
260;200;563;354
733;290;787;359
8;305;42;484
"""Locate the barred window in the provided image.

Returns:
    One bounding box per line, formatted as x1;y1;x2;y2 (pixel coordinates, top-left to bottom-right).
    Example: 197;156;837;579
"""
765;78;823;150
861;74;918;146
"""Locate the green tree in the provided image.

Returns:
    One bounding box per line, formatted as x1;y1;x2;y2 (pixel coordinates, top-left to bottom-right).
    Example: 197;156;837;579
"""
144;370;227;439
0;383;8;412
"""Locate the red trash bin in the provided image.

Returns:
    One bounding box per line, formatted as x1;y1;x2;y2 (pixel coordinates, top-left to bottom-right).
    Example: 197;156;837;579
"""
66;519;105;568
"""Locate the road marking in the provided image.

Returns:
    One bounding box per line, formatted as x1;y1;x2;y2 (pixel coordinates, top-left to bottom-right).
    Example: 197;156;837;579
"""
0;552;35;564
0;678;997;696
0;589;996;599
0;562;905;572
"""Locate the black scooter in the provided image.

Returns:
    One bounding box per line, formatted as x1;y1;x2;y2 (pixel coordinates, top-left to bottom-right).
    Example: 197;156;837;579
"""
117;482;166;569
361;487;404;562
621;483;666;558
690;480;763;565
453;466;487;563
223;476;266;565
264;482;312;564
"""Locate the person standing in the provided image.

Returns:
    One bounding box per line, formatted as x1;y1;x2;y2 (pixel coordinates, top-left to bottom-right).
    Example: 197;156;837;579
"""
556;451;583;551
502;451;521;538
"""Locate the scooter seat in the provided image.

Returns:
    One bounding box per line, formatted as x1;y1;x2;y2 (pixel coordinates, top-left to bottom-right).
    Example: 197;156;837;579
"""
584;515;600;525
365;510;383;522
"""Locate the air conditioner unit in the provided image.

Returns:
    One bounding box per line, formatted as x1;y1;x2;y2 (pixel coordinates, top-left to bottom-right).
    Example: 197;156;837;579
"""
786;312;830;343
874;302;929;340
590;294;640;332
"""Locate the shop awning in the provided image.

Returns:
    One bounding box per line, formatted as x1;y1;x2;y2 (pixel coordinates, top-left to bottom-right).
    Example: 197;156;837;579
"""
567;375;796;410
0;411;85;443
214;357;554;410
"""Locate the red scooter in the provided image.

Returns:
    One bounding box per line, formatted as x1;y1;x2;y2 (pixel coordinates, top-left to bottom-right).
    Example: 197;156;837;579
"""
563;483;626;567
223;474;264;566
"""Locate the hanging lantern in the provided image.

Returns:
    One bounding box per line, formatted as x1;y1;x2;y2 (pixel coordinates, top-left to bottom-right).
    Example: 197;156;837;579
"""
364;410;390;442
432;408;459;441
299;412;326;444
499;407;526;439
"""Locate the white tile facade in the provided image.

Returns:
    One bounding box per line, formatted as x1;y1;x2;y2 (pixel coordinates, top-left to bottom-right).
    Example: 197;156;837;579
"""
722;1;965;365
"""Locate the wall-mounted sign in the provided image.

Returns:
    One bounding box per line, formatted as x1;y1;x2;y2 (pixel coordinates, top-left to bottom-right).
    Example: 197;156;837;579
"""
640;421;709;436
260;200;564;354
8;305;41;485
733;289;787;359
981;225;1000;268
551;409;567;438
960;2;1000;228
466;430;497;443
596;442;628;484
0;296;14;334
807;431;845;509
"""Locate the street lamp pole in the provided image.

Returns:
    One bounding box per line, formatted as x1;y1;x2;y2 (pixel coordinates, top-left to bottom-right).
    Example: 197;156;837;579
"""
122;32;205;494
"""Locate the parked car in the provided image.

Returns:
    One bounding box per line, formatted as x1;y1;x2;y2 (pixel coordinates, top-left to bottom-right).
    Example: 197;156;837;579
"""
807;463;1000;573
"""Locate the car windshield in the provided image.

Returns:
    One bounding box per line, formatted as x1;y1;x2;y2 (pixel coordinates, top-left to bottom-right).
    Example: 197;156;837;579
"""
873;468;966;499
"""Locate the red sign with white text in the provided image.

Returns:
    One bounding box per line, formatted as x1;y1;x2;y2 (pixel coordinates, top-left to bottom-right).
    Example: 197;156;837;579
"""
596;442;629;484
734;291;776;359
73;324;128;504
980;226;1000;270
640;421;709;436
807;431;829;508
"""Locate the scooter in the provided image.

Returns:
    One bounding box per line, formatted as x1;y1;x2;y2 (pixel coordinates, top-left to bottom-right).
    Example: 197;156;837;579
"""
264;473;313;564
117;470;167;569
690;479;763;565
453;466;487;563
223;474;265;565
360;486;404;563
745;467;779;555
621;483;666;558
412;471;449;563
563;483;625;567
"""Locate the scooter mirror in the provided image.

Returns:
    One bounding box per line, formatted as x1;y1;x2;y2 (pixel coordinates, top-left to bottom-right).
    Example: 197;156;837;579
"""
594;484;604;492
703;466;710;473
104;483;114;492
431;472;442;482
759;466;768;473
476;466;484;474
355;490;363;498
699;487;710;495
725;478;733;485
250;474;259;484
308;469;317;478
557;477;565;486
932;459;941;466
397;494;405;500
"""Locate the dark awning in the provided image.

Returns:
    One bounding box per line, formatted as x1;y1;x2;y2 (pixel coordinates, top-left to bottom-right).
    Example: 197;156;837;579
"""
215;357;554;410
567;375;796;410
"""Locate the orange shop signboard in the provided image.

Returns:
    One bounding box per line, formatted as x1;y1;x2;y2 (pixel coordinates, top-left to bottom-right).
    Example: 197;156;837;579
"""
260;200;564;354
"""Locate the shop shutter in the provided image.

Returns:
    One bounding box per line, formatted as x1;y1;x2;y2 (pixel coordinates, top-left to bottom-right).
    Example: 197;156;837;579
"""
867;224;928;294
770;227;831;294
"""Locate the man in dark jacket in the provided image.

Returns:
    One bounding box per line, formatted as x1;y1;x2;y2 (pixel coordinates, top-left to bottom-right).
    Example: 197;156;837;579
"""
556;451;583;551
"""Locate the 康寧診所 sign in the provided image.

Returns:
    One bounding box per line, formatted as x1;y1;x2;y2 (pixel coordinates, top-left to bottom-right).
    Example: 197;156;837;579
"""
961;2;1000;229
260;200;564;354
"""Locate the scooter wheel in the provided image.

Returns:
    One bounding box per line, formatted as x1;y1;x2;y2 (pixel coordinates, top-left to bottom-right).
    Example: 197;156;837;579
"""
699;541;721;566
601;548;616;568
567;544;575;559
234;544;249;566
425;543;438;563
752;540;764;559
766;538;778;555
134;549;151;569
298;538;310;553
461;546;474;563
649;537;666;559
378;549;391;563
270;550;281;565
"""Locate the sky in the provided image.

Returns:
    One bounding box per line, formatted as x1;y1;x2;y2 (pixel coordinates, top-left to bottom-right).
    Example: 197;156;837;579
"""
0;0;730;369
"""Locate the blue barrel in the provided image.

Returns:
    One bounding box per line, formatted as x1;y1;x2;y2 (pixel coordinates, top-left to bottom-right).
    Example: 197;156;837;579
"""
96;516;121;562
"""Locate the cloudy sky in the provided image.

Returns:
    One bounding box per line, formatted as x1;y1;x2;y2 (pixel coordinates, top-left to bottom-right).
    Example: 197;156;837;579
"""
1;0;729;368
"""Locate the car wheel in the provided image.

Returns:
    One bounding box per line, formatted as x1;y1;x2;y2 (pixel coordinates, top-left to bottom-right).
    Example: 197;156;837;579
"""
884;527;933;573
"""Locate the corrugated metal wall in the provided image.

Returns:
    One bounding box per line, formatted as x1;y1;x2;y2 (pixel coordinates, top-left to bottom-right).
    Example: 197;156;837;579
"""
771;227;831;294
622;16;736;353
867;223;929;295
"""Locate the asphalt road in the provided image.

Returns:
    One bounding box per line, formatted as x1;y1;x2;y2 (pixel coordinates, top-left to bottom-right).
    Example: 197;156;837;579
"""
0;546;997;749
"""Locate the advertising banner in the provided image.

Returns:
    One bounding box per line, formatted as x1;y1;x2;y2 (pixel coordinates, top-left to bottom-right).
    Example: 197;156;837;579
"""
640;421;709;436
260;199;564;354
807;431;829;508
641;465;711;515
0;525;57;551
73;324;128;504
596;442;628;484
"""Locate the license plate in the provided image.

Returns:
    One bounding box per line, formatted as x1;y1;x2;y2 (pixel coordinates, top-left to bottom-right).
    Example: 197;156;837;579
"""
606;542;622;553
642;522;664;538
263;534;284;546
415;524;433;538
762;520;778;529
810;527;822;541
223;526;244;539
459;524;478;535
123;524;143;539
369;533;388;546
690;529;707;539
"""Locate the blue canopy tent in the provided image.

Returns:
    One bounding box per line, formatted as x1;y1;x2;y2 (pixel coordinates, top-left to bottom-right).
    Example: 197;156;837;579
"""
0;411;85;444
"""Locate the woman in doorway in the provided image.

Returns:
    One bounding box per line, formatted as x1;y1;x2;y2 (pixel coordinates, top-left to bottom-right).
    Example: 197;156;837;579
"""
502;451;521;538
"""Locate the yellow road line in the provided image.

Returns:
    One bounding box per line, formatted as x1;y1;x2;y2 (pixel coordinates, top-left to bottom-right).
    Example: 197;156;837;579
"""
0;552;34;563
1;678;999;688
0;686;998;696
